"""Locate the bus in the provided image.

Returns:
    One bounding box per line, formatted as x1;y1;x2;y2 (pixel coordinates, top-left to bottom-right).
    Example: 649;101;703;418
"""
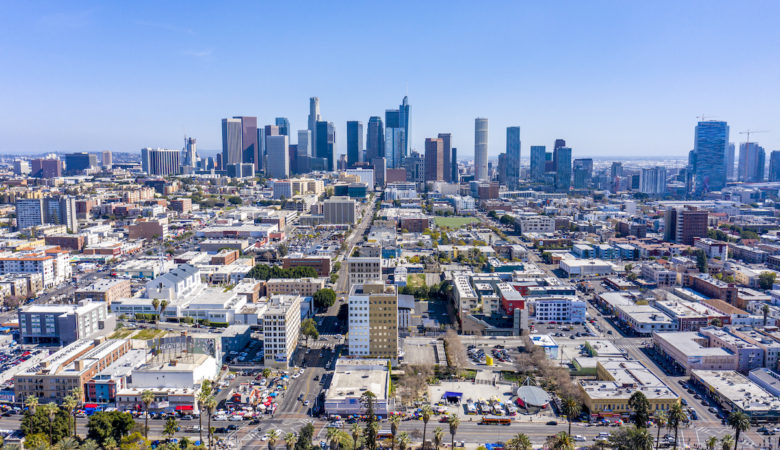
481;416;511;425
377;430;393;439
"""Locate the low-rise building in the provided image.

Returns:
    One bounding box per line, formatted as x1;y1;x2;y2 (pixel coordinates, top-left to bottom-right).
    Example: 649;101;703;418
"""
533;297;586;324
282;255;331;277
266;277;326;297
699;326;764;373
324;358;392;418
690;370;780;422
18;300;114;345
559;259;615;278
652;331;737;374
641;263;677;286
75;279;131;305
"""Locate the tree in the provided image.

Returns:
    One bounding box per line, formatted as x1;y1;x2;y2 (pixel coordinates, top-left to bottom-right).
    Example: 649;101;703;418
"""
295;423;314;450
759;272;776;290
327;427;342;450
152;298;160;323
389;415;401;450
284;433;297;450
506;433;532;450
25;395;38;415
420;404;433;450
45;402;58;447
206;396;217;449
694;249;708;273
432;427;443;450
361;391;378;450
300;318;319;346
159;299;169;322
164;417;178;440
141;390;154;439
57;436;80;450
313;288;337;309
62;395;77;437
119;431;151;450
350;423;362;450
71;387;82;439
762;303;771;326
628;391;651;429
228;196;242;205
666;402;686;450
263;368;272;378
21;405;69;446
546;432;574;450
608;426;654;450
268;429;280;450
80;439;100;450
726;411;750;450
720;434;734;450
86;411;135;445
447;415;460;450
654;411;667;450
561;397;581;436
23;433;48;450
197;380;212;446
706;436;718;450
397;433;411;450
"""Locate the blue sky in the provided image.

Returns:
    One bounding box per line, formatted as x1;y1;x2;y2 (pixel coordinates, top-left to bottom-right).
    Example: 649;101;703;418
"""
1;1;779;159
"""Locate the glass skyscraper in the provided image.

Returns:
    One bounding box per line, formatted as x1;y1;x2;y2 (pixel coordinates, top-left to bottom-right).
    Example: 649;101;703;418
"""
347;121;364;167
474;118;488;181
737;142;765;182
572;158;593;189
530;145;546;182
693;120;729;193
384;109;404;169
366;116;384;163
315;121;336;171
506;126;521;189
554;147;572;192
275;117;290;136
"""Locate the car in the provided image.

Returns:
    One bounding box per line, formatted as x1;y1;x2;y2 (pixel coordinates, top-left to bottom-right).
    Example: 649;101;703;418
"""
546;420;558;426
215;427;228;434
304;400;310;406
574;435;586;442
680;399;687;406
228;424;240;431
230;415;244;421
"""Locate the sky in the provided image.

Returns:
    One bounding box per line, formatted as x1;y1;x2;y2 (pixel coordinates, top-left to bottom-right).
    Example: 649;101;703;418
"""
1;1;779;160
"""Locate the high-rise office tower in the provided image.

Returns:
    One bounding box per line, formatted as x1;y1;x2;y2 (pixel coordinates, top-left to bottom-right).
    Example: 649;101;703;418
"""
16;196;78;231
437;133;452;183
308;97;320;158
506;127;521;189
227;116;257;170
141;148;180;176
347;121;364;167
404;152;425;183
572;158;593;189
182;137;197;168
554;147;572;191
221;118;243;168
726;142;736;181
266;135;290;179
297;130;312;158
366;116;384;163
373;157;386;187
769;151;780;182
474;118;488;181
384;109;404;169
101;150;112;169
64;153;97;174
348;281;398;358
316;121;336;171
530;146;546;182
611;162;623;179
738;142;765;182
451;148;459;182
639;166;667;195
399;96;410;159
664;207;708;245
554;139;566;151
275;117;290;136
693;120;729;193
424;138;445;182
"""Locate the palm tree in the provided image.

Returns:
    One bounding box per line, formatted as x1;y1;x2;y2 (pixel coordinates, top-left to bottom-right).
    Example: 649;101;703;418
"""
56;437;79;450
561;397;581;436
160;299;169;323
79;439;100;450
628;391;651;429
351;423;363;450
71;387;82;439
420;404;433;450
197;381;212;445
506;433;532;450
25;395;38;415
654;411;667;450
432;427;443;450
152;298;160;323
327;427;341;450
164;417;178;440
45;402;58;447
448;414;460;450
720;434;734;450
206;396;217;449
284;433;297;450
62;395;77;437
546;432;574;450
726;411;750;450
762;303;770;326
142;390;154;439
666;403;686;450
397;432;411;450
389;415;401;450
706;436;718;450
268;429;280;450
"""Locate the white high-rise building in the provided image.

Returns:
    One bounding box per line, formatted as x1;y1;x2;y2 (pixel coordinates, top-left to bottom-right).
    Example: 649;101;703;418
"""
308;97;320;158
262;295;302;369
266;135;290;179
474;118;488;181
639;166;667;195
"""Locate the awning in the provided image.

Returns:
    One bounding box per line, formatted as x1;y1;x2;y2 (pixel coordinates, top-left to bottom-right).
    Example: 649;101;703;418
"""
442;391;463;400
84;404;99;409
175;405;194;411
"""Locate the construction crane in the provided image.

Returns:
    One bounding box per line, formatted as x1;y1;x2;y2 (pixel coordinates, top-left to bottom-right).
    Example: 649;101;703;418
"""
739;129;769;145
696;114;716;122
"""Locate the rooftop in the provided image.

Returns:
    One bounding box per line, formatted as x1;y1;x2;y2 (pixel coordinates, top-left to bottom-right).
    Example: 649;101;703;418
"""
326;358;389;402
692;370;780;413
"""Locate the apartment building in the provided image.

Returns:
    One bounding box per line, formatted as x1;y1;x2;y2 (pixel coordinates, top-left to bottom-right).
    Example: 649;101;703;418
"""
18;300;114;345
641;263;677;286
518;215;555;235
348;282;398;359
265;277;326;297
533;297;586;323
699;326;764;373
345;257;381;288
453;275;479;318
0;247;71;288
693;238;728;260
75;279;132;305
262;295;301;369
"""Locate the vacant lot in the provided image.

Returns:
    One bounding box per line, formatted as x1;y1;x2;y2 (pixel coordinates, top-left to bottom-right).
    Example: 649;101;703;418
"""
434;216;480;228
406;273;427;288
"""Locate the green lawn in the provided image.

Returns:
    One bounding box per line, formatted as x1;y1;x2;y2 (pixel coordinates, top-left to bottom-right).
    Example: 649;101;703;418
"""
434;216;480;228
132;328;168;340
406;273;427;288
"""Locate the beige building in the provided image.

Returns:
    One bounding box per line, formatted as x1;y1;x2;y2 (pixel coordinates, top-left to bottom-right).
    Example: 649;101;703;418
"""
75;279;131;305
348;282;398;359
262;295;301;369
266;277;326;297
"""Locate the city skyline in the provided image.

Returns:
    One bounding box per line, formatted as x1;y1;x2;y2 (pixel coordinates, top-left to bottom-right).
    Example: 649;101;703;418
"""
1;2;779;156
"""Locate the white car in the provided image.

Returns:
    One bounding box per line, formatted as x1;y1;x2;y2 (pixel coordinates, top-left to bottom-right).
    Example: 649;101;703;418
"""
574;435;586;442
261;435;269;441
230;415;243;421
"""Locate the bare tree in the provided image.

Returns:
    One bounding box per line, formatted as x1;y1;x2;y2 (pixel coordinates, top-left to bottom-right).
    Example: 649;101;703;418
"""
443;329;468;373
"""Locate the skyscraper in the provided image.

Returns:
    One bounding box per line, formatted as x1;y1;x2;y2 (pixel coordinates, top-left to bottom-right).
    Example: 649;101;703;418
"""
316;121;336;171
693;120;729;193
437;133;452;183
451;148;458;183
275;117;290;136
366;116;384;163
424;138;444;182
738;142;765;182
769;151;780;182
530;146;546;182
266;135;290;179
347;121;364;167
639;166;667;195
141;148;180;176
230;116;257;170
308;97;320;156
101;150;112;169
554;147;572;192
572;158;593;189
182;137;197;168
221;118;243;168
726;142;736;181
297;130;312;157
384;109;404;169
474;118;488;181
399;96;410;159
64;152;97;174
506;127;521;189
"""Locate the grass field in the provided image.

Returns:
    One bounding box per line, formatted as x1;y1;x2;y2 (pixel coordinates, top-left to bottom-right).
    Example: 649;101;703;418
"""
406;273;427;288
131;328;168;340
109;328;135;339
434;216;480;228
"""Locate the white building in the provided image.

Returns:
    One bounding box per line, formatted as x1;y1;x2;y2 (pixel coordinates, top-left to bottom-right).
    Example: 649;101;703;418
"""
262;295;302;369
559;258;615;278
518;215;555;235
345;168;375;188
533;297;586;323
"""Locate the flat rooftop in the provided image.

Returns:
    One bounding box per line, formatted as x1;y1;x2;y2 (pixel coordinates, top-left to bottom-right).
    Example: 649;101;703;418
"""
654;332;734;357
326;358;389;402
134;353;211;372
692;370;780;413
